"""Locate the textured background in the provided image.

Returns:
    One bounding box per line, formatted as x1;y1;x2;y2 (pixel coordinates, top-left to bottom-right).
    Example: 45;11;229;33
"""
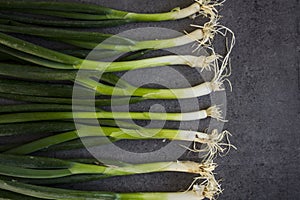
1;0;299;199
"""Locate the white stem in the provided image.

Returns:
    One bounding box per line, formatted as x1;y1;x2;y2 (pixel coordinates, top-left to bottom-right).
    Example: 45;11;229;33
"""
180;110;207;121
173;29;204;47
172;3;202;19
164;161;215;174
184;82;213;98
176;130;210;142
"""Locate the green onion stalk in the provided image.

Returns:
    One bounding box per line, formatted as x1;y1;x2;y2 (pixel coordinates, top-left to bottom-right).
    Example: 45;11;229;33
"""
0;105;226;155
0;154;221;199
0;56;227;100
0;22;216;51
0;105;224;124
0;1;220;26
0;24;230;101
0;32;216;72
4;124;230;158
79;62;226;100
0;178;220;200
0;154;215;179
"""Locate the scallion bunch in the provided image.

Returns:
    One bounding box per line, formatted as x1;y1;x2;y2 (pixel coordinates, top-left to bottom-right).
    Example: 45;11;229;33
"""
0;1;234;199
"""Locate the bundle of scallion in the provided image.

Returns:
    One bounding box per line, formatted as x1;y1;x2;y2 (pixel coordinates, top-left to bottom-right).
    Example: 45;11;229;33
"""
0;55;225;101
0;154;221;199
0;30;229;105
0;1;235;199
0;32;217;71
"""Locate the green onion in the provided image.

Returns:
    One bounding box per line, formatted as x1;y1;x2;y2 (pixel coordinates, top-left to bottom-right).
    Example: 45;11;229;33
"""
0;105;224;124
0;154;121;169
0;155;219;194
0;1;216;23
0;32;215;71
0;154;219;198
4;125;228;156
0;62;137;90
0;24;211;51
0;177;219;200
38;137;118;153
0;60;224;100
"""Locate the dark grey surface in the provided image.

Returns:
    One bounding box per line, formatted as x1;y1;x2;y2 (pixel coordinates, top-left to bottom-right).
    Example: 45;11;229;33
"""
218;0;299;199
1;0;299;199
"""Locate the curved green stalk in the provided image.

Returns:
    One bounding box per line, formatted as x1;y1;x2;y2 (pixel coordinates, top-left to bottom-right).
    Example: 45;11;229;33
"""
0;1;204;22
0;23;204;51
0;33;207;72
0;74;125;98
4;125;212;155
0;178;210;200
5;131;78;155
0;63;135;89
0;58;217;100
63;28;203;51
0;45;75;69
0;63;76;81
40;137;118;152
0;61;215;100
0;154;211;179
0;33;79;65
0;178;118;199
0;166;73;179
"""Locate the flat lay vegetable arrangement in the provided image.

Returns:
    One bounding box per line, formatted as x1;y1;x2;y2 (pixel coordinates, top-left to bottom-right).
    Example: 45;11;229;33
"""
0;0;235;199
